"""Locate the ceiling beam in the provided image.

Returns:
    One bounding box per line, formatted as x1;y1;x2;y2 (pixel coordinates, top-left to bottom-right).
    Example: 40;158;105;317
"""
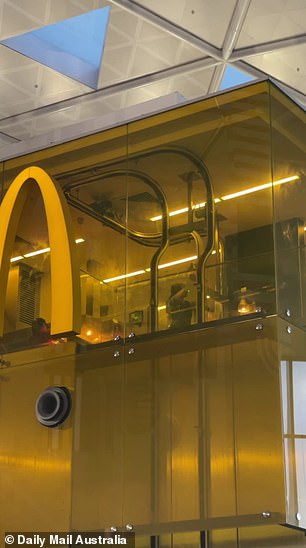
222;0;252;60
0;56;221;127
231;34;306;60
207;64;226;94
208;0;251;94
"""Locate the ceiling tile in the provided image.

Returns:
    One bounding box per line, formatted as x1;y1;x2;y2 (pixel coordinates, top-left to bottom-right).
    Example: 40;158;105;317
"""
135;0;237;48
236;0;306;47
246;44;306;94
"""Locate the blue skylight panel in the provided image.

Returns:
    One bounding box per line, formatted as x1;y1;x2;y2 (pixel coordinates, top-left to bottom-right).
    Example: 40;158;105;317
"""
0;7;110;89
220;65;254;91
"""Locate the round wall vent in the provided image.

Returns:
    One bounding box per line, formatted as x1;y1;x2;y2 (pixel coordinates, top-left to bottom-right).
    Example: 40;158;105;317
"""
35;386;71;427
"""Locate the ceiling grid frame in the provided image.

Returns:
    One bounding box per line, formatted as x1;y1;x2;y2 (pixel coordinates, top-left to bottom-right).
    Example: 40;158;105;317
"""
0;0;303;142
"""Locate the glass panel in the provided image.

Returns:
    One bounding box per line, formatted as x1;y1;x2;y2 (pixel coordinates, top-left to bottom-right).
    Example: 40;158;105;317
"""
210;85;274;324
220;66;254;91
278;319;306;529
126;82;274;335
3;125;127;349
292;361;306;435
1;182;52;352
270;84;306;328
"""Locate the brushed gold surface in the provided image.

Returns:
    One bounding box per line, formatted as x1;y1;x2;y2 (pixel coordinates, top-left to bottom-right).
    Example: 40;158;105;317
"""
0;353;75;538
233;332;285;516
70;317;286;533
71;346;124;530
237;524;306;547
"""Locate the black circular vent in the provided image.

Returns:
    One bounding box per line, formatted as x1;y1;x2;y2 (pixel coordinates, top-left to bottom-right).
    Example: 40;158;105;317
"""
35;386;71;427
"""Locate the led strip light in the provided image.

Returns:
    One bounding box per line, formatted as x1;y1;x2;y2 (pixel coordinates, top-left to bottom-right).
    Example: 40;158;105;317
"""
150;175;299;221
10;238;85;263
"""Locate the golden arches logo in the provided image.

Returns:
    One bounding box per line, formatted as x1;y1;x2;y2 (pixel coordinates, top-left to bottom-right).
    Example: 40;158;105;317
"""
0;166;81;337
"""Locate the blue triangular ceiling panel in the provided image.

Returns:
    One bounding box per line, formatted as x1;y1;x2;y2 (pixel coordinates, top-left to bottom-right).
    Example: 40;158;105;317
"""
0;7;110;89
220;65;254;91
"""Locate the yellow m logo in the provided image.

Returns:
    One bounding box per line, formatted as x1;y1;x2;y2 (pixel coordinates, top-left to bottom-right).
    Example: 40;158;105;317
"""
0;166;81;337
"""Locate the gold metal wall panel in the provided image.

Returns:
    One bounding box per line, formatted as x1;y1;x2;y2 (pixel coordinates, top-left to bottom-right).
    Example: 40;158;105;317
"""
233;331;285;516
71;317;285;533
0;352;75;537
153;351;200;524
209;528;237;548
160;531;200;548
71;346;124;530
204;345;236;519
122;355;156;526
237;524;306;547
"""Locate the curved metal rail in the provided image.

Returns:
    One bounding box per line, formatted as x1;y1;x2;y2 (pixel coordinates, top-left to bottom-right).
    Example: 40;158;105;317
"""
123;146;215;324
63;145;215;325
66;168;169;331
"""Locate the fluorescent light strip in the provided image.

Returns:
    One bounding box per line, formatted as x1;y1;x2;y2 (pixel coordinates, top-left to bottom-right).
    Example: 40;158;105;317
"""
221;175;299;201
103;270;145;284
151;207;188;222
10;238;85;263
150;176;299;220
102;255;199;283
24;247;51;258
158;255;198;269
150;199;220;222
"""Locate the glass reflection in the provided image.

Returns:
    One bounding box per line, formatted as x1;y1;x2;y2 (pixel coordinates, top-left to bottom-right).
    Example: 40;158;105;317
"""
1;82;305;350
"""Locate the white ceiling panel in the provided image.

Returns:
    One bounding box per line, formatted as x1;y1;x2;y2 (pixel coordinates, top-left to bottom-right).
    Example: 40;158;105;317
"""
134;0;237;48
99;7;204;87
246;44;306;94
0;1;45;37
237;0;306;47
0;0;304;143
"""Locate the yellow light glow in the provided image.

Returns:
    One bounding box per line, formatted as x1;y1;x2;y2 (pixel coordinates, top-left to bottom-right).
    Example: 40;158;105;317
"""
221;175;299;201
103;270;146;283
150;176;299;220
102;255;199;283
86;330;92;337
0;454;70;472
10;238;85;263
150;198;220;221
24;247;51;258
158;255;198;269
151;207;189;222
158;305;167;311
